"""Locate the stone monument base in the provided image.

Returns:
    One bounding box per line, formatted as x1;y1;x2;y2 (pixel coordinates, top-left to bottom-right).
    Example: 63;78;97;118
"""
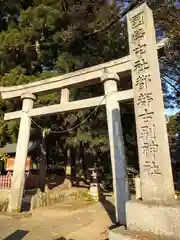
109;200;180;240
109;226;174;240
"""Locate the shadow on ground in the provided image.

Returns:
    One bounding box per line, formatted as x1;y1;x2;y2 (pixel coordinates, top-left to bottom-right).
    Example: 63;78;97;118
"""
56;238;74;240
3;231;76;240
100;197;116;223
3;230;29;240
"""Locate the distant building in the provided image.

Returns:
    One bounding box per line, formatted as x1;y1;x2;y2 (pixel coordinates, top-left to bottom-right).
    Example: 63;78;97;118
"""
0;141;40;172
0;141;41;189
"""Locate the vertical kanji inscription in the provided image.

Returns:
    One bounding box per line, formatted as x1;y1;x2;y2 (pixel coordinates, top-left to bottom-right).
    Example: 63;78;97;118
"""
127;3;174;201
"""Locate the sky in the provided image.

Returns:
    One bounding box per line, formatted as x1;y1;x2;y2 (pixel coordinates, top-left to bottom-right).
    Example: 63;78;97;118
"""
165;108;179;116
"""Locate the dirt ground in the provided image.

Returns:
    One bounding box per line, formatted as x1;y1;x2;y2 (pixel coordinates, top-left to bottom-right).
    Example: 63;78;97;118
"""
0;195;115;240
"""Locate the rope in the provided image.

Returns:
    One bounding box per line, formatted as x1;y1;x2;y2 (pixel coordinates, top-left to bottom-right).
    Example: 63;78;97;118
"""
23;91;114;134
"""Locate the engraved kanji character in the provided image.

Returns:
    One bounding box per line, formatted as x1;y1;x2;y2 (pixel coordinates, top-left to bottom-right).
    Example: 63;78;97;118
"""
151;161;161;175
132;28;145;43
138;108;154;123
141;139;158;158
149;140;158;160
141;142;149;157
137;92;153;107
141;140;158;162
144;161;162;175
133;43;146;55
131;12;144;29
140;124;156;142
133;58;149;74
135;74;151;91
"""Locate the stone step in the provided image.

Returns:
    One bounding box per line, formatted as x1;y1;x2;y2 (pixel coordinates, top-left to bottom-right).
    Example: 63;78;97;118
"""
109;226;176;240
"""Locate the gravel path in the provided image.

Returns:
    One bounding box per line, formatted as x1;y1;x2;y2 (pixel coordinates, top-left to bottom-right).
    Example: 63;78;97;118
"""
0;197;114;240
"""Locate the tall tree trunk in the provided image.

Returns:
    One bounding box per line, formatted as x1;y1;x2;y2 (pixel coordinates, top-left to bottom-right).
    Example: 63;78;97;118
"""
80;143;89;184
75;146;81;186
39;131;47;192
71;147;76;183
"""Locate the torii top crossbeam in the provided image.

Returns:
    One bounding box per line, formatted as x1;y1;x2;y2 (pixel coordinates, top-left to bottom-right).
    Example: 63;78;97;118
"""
0;39;166;100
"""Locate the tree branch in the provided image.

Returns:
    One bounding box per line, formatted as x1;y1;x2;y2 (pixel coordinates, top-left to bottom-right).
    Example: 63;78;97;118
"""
84;0;140;37
162;75;180;94
163;72;178;84
161;58;180;76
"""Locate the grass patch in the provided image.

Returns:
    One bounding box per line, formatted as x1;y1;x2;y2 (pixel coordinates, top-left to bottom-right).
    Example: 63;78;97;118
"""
80;191;95;202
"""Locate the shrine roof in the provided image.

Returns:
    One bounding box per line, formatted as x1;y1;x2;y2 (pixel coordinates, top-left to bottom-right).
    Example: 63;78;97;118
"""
0;141;39;154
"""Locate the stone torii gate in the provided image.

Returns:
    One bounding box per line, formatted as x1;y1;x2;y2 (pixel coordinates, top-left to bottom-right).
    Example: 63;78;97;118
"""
0;4;177;235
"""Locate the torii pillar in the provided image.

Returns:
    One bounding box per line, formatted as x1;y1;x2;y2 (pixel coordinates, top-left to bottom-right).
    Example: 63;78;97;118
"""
8;92;36;213
101;70;130;225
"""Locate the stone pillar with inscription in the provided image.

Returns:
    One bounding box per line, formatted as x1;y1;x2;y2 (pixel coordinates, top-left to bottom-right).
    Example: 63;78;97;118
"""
109;3;180;240
127;3;174;202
